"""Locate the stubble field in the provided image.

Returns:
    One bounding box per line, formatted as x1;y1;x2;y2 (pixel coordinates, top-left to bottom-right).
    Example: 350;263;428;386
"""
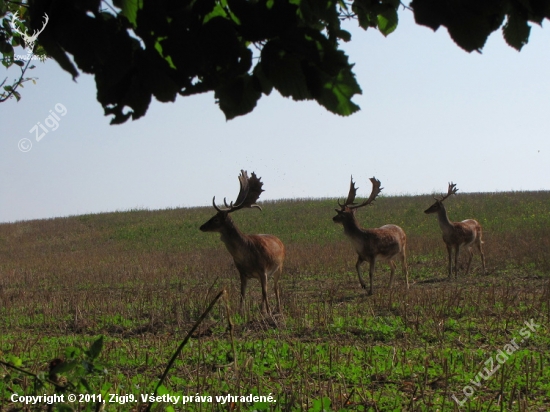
0;191;549;411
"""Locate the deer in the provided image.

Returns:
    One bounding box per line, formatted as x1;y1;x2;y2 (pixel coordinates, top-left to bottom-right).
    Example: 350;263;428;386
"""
333;176;409;296
200;170;285;314
424;182;486;278
9;12;49;52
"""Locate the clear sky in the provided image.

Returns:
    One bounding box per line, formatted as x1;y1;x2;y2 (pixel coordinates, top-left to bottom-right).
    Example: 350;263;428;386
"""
1;10;549;223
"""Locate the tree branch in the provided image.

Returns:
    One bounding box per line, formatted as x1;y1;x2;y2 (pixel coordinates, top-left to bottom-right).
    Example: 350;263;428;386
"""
0;56;36;103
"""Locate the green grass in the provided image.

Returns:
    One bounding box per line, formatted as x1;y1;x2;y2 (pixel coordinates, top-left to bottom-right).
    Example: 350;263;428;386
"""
0;191;549;411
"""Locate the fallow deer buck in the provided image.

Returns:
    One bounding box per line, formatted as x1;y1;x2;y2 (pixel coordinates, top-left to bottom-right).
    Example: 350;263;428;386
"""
333;176;409;295
424;183;486;278
200;170;285;314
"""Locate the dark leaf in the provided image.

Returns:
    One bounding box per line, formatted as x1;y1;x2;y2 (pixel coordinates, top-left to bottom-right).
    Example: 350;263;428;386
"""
50;360;79;375
253;63;273;96
503;13;531;51
353;2;378;30
87;336;104;360
0;41;13;55
215;74;262;120
336;29;352;41
140;53;178;103
412;0;506;52
315;69;361;116
410;0;444;31
79;377;93;392
261;40;311;100
41;43;79;80
377;8;398;36
113;0;143;26
65;346;81;359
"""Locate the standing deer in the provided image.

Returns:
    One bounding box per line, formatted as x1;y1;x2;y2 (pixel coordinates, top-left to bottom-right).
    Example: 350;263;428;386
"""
424;183;486;278
333;176;409;295
200;170;285;314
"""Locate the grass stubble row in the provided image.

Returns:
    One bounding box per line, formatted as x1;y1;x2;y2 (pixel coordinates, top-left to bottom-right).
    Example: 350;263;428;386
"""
0;191;549;411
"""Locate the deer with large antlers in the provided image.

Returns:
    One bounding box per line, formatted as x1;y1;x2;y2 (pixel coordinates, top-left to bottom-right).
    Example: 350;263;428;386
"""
333;176;409;295
200;170;285;314
9;12;49;52
424;183;486;278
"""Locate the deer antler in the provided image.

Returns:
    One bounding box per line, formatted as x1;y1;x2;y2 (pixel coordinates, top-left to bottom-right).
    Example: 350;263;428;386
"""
9;12;49;51
347;177;382;210
30;13;49;41
213;170;264;213
337;176;358;209
435;182;458;202
9;12;25;37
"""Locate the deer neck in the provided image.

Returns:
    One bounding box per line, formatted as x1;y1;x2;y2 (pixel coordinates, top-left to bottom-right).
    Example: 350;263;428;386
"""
341;215;365;239
436;204;454;232
219;217;249;254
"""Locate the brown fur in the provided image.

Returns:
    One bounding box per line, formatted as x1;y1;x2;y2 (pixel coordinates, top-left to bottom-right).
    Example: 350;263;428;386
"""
200;212;285;313
333;207;409;295
424;200;486;278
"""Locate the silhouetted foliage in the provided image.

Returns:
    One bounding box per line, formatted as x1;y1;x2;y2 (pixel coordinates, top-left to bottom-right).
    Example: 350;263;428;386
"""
1;0;549;120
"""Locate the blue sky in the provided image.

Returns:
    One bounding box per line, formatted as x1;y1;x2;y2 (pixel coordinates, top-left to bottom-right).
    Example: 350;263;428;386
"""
1;9;549;223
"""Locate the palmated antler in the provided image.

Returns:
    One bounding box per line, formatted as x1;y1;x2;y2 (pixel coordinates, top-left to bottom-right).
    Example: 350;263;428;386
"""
349;177;382;209
213;170;264;213
337;176;358;209
435;182;458;202
338;176;382;210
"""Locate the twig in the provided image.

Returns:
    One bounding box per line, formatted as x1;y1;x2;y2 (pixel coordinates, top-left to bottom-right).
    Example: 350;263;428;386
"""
145;289;227;412
0;360;72;391
224;291;238;372
0;56;34;102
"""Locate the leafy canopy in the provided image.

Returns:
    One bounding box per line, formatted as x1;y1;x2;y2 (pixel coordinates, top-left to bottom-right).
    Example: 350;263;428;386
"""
1;0;549;122
0;1;49;102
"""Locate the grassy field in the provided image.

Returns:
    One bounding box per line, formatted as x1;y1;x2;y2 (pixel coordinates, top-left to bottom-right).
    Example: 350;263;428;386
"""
0;191;549;411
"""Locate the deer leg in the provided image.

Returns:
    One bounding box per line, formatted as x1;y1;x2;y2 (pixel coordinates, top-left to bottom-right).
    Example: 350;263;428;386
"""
273;265;282;313
389;260;396;289
401;249;409;289
355;257;367;290
446;244;453;278
259;272;270;314
465;246;474;276
239;275;248;312
454;245;460;278
368;257;376;296
477;238;487;275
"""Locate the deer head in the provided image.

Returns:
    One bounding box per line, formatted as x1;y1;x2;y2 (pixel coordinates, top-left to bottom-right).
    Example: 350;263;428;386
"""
9;12;49;52
200;170;264;232
333;176;382;223
424;182;458;214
